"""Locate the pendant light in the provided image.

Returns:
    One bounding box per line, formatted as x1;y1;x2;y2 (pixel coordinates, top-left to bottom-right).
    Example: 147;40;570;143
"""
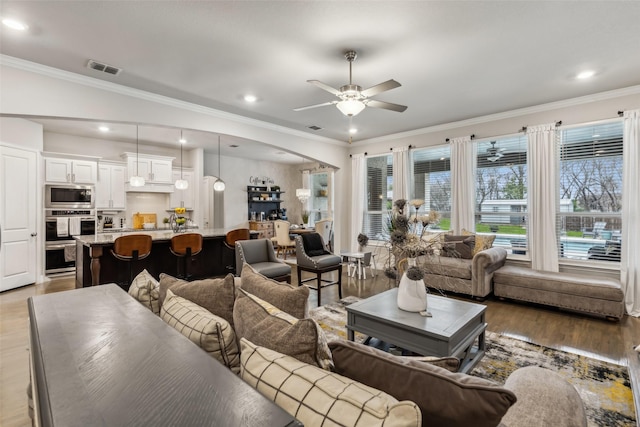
129;125;145;187
213;135;226;191
175;130;188;190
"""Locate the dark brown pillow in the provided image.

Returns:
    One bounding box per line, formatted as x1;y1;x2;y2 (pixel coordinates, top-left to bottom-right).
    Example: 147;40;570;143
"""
328;340;516;427
441;235;475;259
240;264;309;319
158;273;236;328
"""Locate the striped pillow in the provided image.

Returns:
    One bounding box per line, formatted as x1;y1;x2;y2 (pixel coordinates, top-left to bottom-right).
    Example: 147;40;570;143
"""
240;338;421;427
128;269;160;315
161;289;240;373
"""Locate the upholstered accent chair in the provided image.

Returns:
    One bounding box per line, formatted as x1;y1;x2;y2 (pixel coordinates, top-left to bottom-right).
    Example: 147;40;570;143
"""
295;233;342;306
314;218;333;252
235;238;291;283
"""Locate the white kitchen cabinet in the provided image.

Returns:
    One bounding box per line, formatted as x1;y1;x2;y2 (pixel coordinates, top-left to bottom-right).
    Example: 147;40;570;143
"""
45;157;97;184
96;162;126;210
170;169;194;209
122;153;174;184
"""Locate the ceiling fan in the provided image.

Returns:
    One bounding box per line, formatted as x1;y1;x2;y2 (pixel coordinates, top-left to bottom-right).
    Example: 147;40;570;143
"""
294;50;407;117
486;141;505;162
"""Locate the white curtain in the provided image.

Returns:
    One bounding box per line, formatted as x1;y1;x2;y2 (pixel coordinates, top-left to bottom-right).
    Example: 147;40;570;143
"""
450;136;475;234
527;123;559;272
351;154;366;252
392;146;410;202
622;110;640;316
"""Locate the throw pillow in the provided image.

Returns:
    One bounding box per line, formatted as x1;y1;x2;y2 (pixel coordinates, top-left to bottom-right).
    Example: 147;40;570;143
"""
328;340;516;427
158;273;236;328
441;235;475;259
240;264;309;319
240;338;422;427
128;269;160;315
161;289;240;373
461;229;496;256
301;232;328;257
233;289;333;370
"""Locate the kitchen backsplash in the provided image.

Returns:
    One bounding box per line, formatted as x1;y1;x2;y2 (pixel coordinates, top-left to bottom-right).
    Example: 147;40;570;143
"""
98;192;191;229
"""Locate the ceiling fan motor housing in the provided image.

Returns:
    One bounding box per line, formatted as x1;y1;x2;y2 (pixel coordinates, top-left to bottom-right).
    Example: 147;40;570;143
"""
340;84;363;100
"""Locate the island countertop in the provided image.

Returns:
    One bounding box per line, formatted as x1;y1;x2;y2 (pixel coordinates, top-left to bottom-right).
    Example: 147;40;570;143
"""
75;228;250;246
75;228;257;288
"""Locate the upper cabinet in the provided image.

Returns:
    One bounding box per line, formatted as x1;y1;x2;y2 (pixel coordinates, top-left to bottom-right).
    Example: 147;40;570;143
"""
45;157;98;184
169;169;195;209
122;153;174;184
96;161;126;210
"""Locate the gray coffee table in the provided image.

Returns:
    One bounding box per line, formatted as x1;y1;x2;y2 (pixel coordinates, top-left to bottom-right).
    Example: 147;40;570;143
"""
346;288;487;373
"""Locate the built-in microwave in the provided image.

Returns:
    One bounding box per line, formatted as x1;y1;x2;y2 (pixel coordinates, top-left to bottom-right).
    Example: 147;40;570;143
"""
45;184;94;209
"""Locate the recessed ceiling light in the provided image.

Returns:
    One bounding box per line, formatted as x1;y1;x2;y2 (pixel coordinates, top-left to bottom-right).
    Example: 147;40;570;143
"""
2;18;28;31
244;95;257;103
576;70;595;80
349;128;358;134
179;138;187;144
98;126;110;132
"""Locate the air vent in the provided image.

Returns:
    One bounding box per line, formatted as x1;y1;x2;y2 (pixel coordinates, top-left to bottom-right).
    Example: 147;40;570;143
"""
307;125;323;131
86;59;122;76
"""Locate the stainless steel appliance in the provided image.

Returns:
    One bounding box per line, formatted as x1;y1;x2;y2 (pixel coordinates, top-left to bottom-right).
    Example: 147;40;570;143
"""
45;184;94;209
45;209;95;275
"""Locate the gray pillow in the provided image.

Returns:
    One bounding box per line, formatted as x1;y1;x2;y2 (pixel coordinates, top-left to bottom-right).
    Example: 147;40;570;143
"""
240;264;309;318
329;340;516;427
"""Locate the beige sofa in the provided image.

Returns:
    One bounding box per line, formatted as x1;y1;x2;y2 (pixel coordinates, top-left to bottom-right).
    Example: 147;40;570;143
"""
420;246;508;299
127;265;586;427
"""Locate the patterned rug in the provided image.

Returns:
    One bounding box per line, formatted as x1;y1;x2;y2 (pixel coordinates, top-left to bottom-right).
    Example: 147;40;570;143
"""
308;298;636;427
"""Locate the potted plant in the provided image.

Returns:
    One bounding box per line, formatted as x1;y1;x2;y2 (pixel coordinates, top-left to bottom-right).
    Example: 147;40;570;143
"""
301;210;309;226
163;217;170;229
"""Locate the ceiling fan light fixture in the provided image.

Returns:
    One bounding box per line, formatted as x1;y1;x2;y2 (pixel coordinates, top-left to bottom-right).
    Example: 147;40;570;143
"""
487;155;501;162
337;99;365;117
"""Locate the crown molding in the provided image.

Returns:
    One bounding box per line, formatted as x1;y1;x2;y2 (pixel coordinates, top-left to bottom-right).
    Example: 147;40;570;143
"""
354;85;640;146
0;55;344;146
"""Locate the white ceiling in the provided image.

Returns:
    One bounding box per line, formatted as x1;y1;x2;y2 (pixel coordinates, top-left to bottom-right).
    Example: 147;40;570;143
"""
1;1;639;160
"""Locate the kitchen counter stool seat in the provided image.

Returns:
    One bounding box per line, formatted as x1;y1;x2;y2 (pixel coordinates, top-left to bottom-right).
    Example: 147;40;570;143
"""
170;233;203;280
111;234;153;288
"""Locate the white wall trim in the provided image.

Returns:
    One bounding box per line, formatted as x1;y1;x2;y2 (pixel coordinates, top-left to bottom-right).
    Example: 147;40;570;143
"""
353;85;640;146
0;54;344;147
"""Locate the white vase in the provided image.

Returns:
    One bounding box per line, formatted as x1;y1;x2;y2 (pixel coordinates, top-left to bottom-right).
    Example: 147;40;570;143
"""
397;259;427;312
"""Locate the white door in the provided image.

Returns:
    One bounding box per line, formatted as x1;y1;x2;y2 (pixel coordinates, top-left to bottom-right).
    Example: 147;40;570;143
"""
0;146;37;291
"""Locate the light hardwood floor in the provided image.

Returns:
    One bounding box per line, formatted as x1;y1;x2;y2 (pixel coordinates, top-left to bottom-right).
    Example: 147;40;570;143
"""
1;270;638;426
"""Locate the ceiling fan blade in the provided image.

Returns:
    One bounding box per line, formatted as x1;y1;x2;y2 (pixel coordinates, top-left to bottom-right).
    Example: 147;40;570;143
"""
365;99;408;113
361;79;401;97
307;80;341;96
293;101;337;112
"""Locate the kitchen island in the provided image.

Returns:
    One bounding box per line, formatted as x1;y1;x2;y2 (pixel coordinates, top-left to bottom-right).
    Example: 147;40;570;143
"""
75;228;255;288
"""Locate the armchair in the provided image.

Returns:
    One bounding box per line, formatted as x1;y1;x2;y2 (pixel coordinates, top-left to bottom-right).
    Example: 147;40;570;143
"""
235;238;291;283
295;233;342;306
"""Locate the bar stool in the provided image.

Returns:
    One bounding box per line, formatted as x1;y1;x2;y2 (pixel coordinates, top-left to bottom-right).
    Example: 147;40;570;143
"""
170;233;203;280
111;234;153;288
224;228;251;275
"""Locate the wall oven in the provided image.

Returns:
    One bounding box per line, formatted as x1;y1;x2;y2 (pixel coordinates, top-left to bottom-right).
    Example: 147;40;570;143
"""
45;184;94;209
45;210;95;275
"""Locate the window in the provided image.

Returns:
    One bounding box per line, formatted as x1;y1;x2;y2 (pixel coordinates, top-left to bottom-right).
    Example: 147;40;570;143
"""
410;145;451;232
475;135;529;255
362;154;392;240
557;121;623;263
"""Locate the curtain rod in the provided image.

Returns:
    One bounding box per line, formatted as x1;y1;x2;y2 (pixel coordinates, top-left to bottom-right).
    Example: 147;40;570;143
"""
349;152;367;158
445;134;475;143
389;145;413;151
618;110;624;117
519;121;562;133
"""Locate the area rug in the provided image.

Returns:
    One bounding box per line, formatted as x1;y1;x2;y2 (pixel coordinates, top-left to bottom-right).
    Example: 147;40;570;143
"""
308;298;636;427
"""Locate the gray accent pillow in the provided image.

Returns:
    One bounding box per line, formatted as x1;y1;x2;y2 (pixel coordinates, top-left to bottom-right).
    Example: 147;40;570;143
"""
240;264;309;319
329;340;516;427
159;273;236;329
233;289;333;370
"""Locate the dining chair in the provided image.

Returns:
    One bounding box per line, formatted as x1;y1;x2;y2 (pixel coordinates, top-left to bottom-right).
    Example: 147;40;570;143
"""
273;219;296;259
295;233;342;306
314;218;333;252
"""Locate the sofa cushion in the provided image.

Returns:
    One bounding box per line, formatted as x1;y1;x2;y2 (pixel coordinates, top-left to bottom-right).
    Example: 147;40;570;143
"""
240;264;308;318
161;289;240;373
159;273;236;328
462;229;496;256
421;255;472;280
328;340;516;427
233;289;333;370
240;338;422;427
128;269;160;315
441;235;475;259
